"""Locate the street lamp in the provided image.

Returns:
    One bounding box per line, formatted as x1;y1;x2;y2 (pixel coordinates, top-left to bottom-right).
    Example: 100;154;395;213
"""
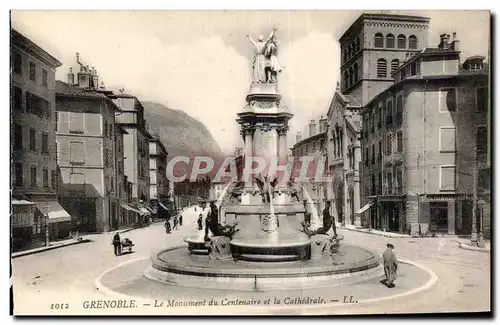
477;199;485;248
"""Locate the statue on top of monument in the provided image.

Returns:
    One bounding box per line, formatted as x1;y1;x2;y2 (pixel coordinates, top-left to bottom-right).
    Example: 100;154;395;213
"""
246;27;282;84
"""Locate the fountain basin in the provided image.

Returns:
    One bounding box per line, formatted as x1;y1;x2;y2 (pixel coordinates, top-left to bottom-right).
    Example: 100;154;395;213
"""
184;236;209;255
147;244;382;291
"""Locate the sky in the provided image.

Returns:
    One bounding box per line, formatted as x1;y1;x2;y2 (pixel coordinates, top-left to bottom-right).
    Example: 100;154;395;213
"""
10;10;490;154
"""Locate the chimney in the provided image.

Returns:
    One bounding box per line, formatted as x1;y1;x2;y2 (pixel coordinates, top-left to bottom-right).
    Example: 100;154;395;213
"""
309;120;317;137
319;115;328;133
451;32;460;51
296;132;302;144
92;68;99;90
67;67;75;85
439;33;451;50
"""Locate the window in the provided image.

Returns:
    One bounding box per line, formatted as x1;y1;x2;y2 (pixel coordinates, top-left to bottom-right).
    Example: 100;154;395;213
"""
440;166;456;191
395;94;403;122
476;87;488;112
13;86;22;110
396;170;403;194
69;112;84;134
353;63;359;83
344;71;349;89
408;35;418;49
104;123;108;138
348;44;353;58
371;144;375;164
386;34;395;48
42;69;48;87
386;133;392;155
476;126;487;154
312;141;316;152
43;168;49;188
29;128;36;151
15;163;23;187
378;140;383;159
105;148;110;167
386;100;393;124
478;168;491;192
365;147;369;166
42;132;49;154
387;172;392;194
371;174;376;195
380;102;385;126
14;124;23;149
390;59;399;76
109;123;113;138
343;49;348;63
26;92;50;119
348;67;354;86
70;141;85;164
374;33;384;48
397;34;406;49
397;131;403;152
440;88;457;112
439;127;456;152
29;61;36;81
30;166;37;187
377;59;387;78
409;63;417;76
354;37;360;52
13;53;22;74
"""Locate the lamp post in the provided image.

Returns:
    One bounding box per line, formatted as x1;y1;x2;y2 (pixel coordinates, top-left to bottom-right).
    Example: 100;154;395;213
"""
477;199;485;248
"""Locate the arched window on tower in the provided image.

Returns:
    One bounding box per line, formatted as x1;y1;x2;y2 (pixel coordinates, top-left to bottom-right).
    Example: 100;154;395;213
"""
386;34;395;48
397;34;407;49
408;35;418;49
391;59;400;76
344;70;349;89
343;48;348;63
355;37;360;52
377;59;387;78
353;63;359;83
374;33;384;48
349;66;354;86
348;44;353;58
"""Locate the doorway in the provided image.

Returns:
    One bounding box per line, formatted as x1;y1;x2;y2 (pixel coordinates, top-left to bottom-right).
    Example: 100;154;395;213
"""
430;202;448;233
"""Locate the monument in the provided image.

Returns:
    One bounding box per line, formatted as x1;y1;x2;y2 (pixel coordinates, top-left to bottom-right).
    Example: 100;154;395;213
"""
149;28;381;290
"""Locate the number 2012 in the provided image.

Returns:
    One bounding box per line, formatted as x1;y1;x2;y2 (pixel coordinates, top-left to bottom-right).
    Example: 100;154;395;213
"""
50;303;69;309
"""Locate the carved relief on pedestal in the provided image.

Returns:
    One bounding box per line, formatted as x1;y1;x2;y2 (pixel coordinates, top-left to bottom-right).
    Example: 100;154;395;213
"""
249;100;278;110
260;214;278;233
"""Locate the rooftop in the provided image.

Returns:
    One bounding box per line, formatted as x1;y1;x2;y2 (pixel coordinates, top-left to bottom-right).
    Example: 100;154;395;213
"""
11;29;62;68
392;47;461;75
56;80;109;100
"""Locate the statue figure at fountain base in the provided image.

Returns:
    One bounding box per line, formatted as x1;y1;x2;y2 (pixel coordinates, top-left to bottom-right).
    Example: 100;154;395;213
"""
288;177;301;202
204;201;240;242
208;236;232;261
255;174;278;204
311;234;342;259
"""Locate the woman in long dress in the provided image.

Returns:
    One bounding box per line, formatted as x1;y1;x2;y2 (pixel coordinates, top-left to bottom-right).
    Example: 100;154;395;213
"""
264;35;281;83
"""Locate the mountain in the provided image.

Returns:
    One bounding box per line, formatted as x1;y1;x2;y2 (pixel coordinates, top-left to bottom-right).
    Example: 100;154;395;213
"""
142;101;226;176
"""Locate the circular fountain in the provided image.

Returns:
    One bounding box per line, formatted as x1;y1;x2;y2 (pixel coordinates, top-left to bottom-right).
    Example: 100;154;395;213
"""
147;28;382;291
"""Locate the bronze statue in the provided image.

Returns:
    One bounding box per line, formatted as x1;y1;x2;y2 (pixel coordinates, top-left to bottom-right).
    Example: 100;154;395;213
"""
301;201;337;238
254;174;279;203
204;201;239;241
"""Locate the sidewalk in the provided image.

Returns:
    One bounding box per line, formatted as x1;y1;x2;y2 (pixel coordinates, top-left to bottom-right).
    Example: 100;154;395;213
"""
11;237;91;259
339;224;411;238
457;239;491;253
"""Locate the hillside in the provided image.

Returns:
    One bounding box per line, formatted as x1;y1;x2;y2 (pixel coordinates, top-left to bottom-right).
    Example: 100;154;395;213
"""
142;101;226;175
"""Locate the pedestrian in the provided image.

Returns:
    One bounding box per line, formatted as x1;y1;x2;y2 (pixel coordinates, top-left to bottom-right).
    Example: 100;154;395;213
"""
112;232;121;257
197;214;203;230
173;216;178;230
382;243;398;288
179;213;183;226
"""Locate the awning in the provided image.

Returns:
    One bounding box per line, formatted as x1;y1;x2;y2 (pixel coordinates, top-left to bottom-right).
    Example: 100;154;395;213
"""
158;202;169;211
34;201;71;224
12;199;35;205
356;201;374;214
120;203;142;214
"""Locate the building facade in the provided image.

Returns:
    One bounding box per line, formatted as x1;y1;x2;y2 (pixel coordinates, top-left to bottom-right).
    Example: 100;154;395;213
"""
360;33;490;236
326;84;363;226
55;65;121;233
291;118;329;214
149;135;169;215
10;29;69;250
112;93;151;204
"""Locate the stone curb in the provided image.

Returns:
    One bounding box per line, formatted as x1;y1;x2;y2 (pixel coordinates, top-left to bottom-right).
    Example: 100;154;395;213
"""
11;238;92;259
340;226;411;239
458;242;490;253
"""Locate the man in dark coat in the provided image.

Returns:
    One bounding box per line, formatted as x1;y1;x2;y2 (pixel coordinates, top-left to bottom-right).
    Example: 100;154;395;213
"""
112;232;121;256
179;213;183;226
164;219;171;234
382;243;398;288
173;216;178;230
